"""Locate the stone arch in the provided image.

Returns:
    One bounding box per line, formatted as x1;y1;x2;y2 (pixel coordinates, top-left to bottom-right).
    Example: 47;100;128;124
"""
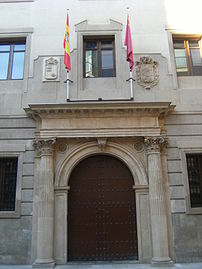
55;141;148;188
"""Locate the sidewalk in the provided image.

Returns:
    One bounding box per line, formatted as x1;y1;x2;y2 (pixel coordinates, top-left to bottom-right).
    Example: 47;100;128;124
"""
0;263;202;269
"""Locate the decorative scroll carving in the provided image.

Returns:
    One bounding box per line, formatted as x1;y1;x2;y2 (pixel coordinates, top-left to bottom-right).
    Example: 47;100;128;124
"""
33;138;56;156
97;138;107;151
144;136;168;153
43;57;60;81
136;56;159;89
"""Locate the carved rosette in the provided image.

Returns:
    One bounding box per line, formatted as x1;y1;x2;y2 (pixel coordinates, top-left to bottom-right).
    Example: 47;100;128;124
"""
135;56;159;89
33;138;56;156
144;136;168;154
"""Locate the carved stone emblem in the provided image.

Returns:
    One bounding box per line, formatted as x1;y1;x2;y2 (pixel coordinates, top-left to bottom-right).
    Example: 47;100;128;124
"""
97;138;107;151
135;56;159;89
43;57;60;81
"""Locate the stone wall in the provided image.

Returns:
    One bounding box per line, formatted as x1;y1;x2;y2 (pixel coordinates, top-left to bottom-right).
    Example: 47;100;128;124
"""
165;113;202;262
0;116;35;264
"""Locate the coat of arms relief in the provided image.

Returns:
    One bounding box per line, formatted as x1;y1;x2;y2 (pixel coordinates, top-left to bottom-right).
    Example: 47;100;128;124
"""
135;56;159;89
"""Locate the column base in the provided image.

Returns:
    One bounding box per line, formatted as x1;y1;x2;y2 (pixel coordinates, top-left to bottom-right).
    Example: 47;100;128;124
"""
32;259;55;268
151;257;174;267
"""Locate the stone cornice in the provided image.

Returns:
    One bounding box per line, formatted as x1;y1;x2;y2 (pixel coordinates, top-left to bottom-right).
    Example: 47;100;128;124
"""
25;101;175;119
25;102;175;139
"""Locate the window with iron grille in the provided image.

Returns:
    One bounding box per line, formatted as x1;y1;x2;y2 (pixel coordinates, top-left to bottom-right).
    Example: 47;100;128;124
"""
186;154;202;208
83;36;115;78
0;38;26;80
173;36;202;76
0;157;18;211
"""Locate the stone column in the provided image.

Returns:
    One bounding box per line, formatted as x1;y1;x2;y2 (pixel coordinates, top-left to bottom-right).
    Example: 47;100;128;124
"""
31;140;41;262
33;139;56;268
144;137;173;266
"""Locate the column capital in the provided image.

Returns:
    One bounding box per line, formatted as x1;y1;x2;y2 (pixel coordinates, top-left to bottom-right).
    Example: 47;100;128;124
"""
33;138;56;156
144;136;168;154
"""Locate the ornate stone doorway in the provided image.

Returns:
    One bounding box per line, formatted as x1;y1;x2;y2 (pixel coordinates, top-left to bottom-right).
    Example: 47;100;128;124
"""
68;155;138;261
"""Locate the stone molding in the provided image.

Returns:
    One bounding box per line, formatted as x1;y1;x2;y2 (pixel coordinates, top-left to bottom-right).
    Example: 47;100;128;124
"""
144;136;168;154
55;141;148;187
25;102;175;139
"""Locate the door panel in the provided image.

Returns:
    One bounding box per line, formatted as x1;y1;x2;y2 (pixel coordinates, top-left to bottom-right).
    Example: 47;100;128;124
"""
68;155;138;261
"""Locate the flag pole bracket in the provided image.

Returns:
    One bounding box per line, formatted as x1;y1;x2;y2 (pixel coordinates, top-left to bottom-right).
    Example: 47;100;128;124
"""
64;78;73;83
126;77;135;82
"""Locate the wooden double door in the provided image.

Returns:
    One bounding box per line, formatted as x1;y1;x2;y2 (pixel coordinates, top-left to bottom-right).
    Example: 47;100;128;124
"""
68;155;138;261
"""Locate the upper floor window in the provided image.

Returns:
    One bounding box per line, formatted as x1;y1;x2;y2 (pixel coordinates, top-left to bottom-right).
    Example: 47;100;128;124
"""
0;157;18;211
0;38;26;80
186;153;202;208
84;36;115;78
173;36;202;76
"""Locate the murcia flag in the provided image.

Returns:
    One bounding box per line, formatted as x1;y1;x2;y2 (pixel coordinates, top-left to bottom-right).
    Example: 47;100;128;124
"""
64;13;71;71
124;15;134;71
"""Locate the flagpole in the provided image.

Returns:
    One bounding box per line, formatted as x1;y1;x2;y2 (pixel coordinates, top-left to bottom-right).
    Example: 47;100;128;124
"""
66;71;70;100
130;70;134;99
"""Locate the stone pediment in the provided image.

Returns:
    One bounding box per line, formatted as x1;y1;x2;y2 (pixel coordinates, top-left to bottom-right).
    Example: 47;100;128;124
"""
25;101;175;139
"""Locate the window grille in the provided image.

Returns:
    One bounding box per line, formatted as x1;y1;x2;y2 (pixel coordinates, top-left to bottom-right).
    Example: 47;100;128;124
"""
0;157;18;211
186;154;202;207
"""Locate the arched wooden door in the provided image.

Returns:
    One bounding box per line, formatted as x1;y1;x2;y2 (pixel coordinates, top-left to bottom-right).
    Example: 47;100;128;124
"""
68;155;138;261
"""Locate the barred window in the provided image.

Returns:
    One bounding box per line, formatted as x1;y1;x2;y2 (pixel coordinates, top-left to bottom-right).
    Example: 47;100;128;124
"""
186;154;202;208
0;157;18;211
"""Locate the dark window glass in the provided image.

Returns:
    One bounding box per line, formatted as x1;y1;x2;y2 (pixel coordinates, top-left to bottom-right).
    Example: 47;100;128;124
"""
86;41;97;50
173;37;202;76
84;37;115;78
186;154;202;208
0;39;26;80
101;50;114;77
0;157;18;211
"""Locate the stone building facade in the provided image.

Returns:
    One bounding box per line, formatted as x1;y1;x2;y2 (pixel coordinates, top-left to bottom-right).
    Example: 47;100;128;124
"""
0;0;202;267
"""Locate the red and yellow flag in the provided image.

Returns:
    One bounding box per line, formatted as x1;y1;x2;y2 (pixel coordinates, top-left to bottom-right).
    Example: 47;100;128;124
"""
63;13;71;71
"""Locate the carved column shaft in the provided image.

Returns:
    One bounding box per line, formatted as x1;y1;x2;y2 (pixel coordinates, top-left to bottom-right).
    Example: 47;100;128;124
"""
144;137;173;266
34;139;56;268
31;141;42;262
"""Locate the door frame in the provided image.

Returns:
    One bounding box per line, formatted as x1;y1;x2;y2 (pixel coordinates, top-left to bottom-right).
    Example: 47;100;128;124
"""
54;140;152;264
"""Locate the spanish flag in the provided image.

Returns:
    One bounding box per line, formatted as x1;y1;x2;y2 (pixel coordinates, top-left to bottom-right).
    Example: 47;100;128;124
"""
64;13;71;71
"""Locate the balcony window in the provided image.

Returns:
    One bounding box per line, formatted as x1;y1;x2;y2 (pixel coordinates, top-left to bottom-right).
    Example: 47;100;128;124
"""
84;37;115;78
